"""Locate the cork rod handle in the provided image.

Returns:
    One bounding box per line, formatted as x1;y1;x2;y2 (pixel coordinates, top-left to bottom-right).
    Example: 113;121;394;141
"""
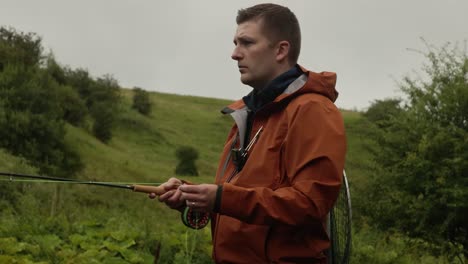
132;185;166;195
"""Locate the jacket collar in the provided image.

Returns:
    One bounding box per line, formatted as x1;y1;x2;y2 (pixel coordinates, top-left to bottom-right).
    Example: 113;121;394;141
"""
221;65;338;114
241;65;303;113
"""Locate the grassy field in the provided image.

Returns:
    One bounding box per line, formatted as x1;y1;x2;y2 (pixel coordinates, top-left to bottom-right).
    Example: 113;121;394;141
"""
0;89;454;263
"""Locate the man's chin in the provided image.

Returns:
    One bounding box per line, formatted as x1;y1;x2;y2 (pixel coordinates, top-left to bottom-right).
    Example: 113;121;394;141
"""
240;76;252;86
240;79;260;90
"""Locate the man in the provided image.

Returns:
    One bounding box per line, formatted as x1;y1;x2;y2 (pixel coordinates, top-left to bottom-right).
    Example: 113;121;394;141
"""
155;3;346;263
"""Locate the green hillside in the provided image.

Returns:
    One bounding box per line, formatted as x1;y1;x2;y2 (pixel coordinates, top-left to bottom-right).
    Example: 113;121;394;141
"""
66;90;233;183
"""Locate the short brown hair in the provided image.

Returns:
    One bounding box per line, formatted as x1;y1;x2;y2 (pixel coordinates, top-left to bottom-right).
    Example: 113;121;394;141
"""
236;3;301;64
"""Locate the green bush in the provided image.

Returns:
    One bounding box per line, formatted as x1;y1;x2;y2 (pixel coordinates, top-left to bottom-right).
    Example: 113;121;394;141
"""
88;75;121;142
44;56;87;126
91;102;115;143
57;85;87;126
132;87;152;116
175;146;199;176
363;98;402;128
0;26;42;67
364;43;468;261
63;67;94;104
0;65;82;176
45;55;66;85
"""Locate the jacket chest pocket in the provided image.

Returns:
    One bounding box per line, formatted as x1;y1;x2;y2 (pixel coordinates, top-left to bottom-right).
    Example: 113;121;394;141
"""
233;137;285;189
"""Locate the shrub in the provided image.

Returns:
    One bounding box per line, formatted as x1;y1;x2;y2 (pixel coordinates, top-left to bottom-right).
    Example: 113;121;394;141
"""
132;87;152;116
91;102;115;143
56;85;87;126
364;42;468;260
175;146;199;176
0;26;42;67
0;63;82;177
364;98;402;128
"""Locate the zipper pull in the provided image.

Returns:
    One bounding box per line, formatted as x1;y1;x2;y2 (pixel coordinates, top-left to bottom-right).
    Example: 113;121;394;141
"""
242;126;263;158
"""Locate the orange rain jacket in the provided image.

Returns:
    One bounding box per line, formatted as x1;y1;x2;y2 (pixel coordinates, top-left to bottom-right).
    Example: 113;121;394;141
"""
212;67;347;263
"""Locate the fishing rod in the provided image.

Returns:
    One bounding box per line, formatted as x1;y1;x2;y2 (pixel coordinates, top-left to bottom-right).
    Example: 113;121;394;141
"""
0;171;210;229
0;172;168;195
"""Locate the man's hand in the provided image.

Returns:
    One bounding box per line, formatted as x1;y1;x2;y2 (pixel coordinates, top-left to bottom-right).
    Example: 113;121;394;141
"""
149;177;185;211
179;184;218;212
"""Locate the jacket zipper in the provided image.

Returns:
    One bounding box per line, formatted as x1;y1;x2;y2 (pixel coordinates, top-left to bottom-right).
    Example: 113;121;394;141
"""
213;120;263;262
226;167;238;183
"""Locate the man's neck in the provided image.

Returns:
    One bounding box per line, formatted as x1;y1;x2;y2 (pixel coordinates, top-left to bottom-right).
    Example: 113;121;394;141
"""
252;63;294;91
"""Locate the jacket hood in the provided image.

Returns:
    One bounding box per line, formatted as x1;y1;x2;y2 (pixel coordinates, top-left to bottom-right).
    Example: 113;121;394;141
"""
293;65;338;102
222;66;338;113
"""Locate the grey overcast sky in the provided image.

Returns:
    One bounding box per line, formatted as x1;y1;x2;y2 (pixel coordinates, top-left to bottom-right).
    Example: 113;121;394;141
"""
1;1;467;110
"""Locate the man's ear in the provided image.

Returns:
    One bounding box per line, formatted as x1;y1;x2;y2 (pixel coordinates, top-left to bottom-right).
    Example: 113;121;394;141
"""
276;40;290;62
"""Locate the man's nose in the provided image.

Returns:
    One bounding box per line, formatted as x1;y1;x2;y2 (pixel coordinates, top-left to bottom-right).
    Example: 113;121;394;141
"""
231;46;242;60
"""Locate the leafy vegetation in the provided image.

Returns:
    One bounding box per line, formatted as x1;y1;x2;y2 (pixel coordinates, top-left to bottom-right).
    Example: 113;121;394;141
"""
361;43;467;262
132;87;152;116
175;146;200;176
0;28;82;178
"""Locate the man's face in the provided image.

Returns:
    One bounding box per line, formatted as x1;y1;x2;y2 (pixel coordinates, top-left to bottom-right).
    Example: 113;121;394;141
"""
231;19;279;89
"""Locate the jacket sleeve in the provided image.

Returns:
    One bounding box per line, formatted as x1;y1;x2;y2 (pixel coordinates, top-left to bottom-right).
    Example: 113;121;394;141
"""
218;99;346;226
